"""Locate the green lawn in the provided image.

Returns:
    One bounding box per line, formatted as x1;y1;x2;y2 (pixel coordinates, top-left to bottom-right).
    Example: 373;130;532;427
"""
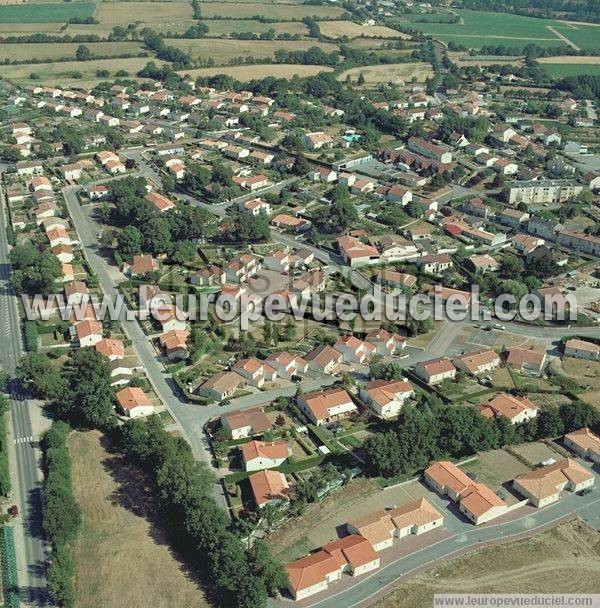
542;63;600;77
0;2;95;23
407;9;599;51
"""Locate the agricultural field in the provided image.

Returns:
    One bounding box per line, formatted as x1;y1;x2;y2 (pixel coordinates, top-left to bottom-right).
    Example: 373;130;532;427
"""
178;63;333;80
407;9;600;51
338;61;434;85
0;1;94;22
539;61;600;77
0;22;64;34
94;1;194;24
374;520;600;608
0;56;165;85
0;41;144;62
200;2;344;19
165;38;338;64
70;431;209;608
319;20;406;40
198;19;308;37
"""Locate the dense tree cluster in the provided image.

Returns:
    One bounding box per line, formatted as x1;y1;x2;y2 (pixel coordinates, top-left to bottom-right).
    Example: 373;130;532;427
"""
119;416;287;607
9;243;62;295
364;399;600;478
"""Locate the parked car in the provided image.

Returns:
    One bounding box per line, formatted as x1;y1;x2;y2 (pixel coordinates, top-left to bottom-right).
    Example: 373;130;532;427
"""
8;505;18;517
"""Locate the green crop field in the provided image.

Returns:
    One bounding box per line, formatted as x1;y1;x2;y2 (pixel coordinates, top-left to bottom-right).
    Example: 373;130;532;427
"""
541;63;600;77
198;19;308;36
406;9;600;51
0;2;95;23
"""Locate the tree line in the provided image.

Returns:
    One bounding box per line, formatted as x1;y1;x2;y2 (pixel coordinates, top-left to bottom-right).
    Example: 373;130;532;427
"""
364;395;600;478
42;421;81;607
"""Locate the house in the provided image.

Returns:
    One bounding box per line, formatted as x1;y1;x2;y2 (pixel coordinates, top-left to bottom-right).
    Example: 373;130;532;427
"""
360;379;413;419
557;231;600;256
286;536;379;601
452;348;500;375
408;137;452;163
297;388;356;426
497;208;529;228
226;254;260;283
153;304;187;333
241;439;290;471
198;371;246;401
334;335;377;364
271;214;311;233
239;197;271;216
506;347;546;376
115;387;154;418
64;280;88;305
387;184;413;205
62;163;82;181
262;250;290;273
72;319;103;348
424;461;510;525
145;191;176;213
513;458;594;508
378;235;418;262
16;160;43;176
124;254;158;277
346;498;443;552
413;357;456;385
264;352;308;379
416;254;453;274
365;328;405;356
507;179;583;206
564;338;599;361
87;184;109;200
221;409;271;440
564;427;600;465
304;131;333;150
468;254;501;273
231;358;278;388
159;329;190;360
377;269;417;290
337;235;380;267
305;344;343;374
95;338;125;361
190;265;226;287
478;393;538;424
248;470;290;509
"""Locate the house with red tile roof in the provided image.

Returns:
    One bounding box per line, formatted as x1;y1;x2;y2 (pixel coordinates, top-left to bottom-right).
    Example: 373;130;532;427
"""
248;470;290;509
241;439;291;471
221;409;271;440
478;393;538;424
413;357;456;385
231;358;278;388
297;388;356;426
359;379;413;419
513;458;594;507
115;386;153;418
564;427;600;465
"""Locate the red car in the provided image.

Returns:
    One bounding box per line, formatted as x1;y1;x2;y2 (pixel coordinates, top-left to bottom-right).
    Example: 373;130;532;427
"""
8;505;18;517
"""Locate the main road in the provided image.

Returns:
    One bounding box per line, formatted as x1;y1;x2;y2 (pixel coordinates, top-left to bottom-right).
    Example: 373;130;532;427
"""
0;173;50;606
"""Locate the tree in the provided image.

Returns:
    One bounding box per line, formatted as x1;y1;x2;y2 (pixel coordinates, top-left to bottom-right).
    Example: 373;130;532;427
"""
141;215;172;254
117;226;142;258
64;349;115;429
283;318;296;341
10;243;61;294
233;213;270;244
248;541;288;596
559;400;599;434
171;241;197;265
75;44;92;61
18;353;68;401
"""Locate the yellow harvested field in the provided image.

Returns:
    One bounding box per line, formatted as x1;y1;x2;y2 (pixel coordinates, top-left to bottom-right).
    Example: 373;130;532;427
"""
374;520;600;608
201;19;308;37
320;20;408;39
178;63;333;80
538;55;600;64
165;38;338;63
200;2;344;19
95;1;194;24
70;431;210;608
0;41;143;62
338;62;434;84
0;56;164;83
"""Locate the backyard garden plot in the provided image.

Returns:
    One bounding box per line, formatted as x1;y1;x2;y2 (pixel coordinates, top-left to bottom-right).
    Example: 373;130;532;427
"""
407;9;594;51
0;1;95;22
165;38;338;63
200;1;344;19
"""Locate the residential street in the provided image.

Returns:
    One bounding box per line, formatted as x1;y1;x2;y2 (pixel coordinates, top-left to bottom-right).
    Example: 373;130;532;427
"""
0;173;50;606
276;475;600;608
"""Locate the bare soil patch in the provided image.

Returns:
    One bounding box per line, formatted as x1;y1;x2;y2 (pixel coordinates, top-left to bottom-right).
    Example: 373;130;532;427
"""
374;519;600;608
